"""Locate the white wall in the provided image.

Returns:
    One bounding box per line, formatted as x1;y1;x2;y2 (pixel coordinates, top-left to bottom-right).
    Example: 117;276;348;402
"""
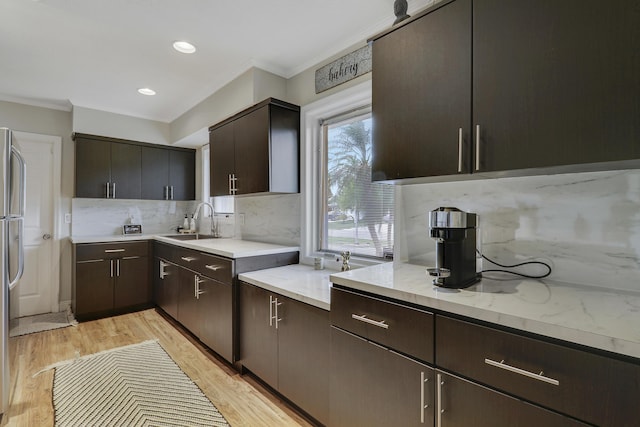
72;106;171;145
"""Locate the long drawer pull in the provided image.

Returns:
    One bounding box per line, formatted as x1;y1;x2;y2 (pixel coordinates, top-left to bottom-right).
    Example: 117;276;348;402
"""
181;256;197;262
484;358;560;386
104;249;125;253
351;314;389;329
205;264;222;271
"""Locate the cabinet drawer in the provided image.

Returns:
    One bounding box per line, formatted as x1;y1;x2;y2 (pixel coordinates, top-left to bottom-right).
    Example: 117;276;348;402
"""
436;316;640;427
76;241;149;261
193;252;233;285
331;287;434;363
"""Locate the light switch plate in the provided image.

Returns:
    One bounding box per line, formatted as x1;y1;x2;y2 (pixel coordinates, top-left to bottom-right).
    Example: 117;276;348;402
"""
64;213;72;224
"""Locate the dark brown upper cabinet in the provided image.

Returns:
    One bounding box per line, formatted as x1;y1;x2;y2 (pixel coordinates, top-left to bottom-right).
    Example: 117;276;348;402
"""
74;133;195;200
370;0;640;182
140;146;195;201
208;98;300;197
75;136;141;199
371;0;472;182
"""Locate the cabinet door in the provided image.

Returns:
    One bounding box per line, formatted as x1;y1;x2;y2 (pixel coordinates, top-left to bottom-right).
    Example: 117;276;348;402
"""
277;296;330;426
371;0;471;181
198;276;233;363
234;106;270;194
209;122;236;196
438;372;587;427
141;146;170;200
473;0;640;172
75;259;114;318
110;142;142;199
114;256;150;311
330;326;434;427
75;138;111;198
154;258;179;319
239;282;278;387
169;150;195;200
177;268;200;336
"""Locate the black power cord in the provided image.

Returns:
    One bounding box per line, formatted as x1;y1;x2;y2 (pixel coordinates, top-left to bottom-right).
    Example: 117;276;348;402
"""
478;251;552;279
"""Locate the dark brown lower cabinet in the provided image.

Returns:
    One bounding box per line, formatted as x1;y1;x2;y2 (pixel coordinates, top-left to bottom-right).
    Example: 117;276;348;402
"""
437;371;587;427
75;259;114;318
239;282;278;386
153;258;179;319
239;282;329;426
194;274;233;363
74;242;151;321
330;326;434;427
178;268;201;336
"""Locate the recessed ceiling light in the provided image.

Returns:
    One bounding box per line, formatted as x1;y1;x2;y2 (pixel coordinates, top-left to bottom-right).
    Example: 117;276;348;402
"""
138;88;156;96
173;41;196;54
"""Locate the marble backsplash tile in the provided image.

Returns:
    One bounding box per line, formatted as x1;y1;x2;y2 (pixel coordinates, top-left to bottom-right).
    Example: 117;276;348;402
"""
235;194;301;246
72;198;198;236
397;169;640;292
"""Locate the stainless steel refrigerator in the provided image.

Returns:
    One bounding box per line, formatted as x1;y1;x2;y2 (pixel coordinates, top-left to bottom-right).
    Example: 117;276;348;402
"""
0;128;25;415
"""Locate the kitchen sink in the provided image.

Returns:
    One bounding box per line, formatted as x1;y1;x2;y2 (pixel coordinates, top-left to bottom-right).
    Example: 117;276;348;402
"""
164;233;216;241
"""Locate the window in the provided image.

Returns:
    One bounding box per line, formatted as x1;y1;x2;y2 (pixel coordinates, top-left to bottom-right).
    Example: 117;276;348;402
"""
319;108;394;259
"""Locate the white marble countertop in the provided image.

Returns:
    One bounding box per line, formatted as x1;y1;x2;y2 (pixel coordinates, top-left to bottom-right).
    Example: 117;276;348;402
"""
329;262;640;360
71;234;299;259
70;234;158;243
239;264;333;311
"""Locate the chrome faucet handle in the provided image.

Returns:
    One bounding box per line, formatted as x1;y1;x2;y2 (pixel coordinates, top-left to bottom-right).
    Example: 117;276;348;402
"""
341;251;351;271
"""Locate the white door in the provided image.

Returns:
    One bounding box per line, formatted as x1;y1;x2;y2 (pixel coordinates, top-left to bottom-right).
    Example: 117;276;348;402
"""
9;132;61;318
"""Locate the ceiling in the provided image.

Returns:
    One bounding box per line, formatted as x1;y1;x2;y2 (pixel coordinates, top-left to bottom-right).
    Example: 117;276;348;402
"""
0;0;430;124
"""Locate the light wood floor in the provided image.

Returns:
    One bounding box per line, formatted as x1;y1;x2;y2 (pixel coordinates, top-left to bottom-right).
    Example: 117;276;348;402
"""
1;309;313;427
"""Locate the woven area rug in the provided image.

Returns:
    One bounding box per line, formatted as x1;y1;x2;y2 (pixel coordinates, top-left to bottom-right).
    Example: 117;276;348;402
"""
49;340;230;427
9;309;77;337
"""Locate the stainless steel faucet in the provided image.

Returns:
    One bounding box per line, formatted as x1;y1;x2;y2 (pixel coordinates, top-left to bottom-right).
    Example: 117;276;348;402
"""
192;202;218;237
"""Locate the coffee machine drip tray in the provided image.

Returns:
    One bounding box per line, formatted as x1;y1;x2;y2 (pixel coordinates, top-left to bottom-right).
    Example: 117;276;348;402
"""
427;267;451;281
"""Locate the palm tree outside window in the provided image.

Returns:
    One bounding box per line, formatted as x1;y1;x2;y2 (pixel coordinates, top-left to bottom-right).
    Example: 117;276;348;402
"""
320;108;394;259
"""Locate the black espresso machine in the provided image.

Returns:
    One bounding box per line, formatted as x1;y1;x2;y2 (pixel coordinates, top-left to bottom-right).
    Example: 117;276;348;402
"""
427;207;481;288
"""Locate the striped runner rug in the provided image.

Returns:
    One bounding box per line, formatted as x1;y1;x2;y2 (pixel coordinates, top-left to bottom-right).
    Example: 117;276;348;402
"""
50;340;230;426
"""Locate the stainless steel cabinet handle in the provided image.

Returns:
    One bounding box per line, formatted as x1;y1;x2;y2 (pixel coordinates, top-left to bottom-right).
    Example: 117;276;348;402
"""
106;182;110;198
181;256;197;262
457;128;463;173
351;313;389;329
159;260;169;279
228;174;232;195
269;295;275;326
420;371;429;423
194;275;205;299
105;249;125;253
112;182;116;198
205;264;222;271
275;299;283;329
110;259;114;278
116;259;120;277
475;124;481;171
436;373;444;427
170;186;174;200
163;186;168;200
484;358;560;386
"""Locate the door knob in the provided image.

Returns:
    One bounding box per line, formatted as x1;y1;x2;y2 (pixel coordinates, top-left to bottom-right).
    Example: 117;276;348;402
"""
43;233;51;240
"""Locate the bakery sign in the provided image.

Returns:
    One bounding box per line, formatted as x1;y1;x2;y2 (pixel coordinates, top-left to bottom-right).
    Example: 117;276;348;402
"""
315;44;372;93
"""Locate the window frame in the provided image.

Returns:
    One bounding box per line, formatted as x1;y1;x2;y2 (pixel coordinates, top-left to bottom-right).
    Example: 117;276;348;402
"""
301;80;391;267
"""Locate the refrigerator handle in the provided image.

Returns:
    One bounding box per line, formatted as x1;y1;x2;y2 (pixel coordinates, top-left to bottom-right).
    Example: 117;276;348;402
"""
11;146;26;217
8;146;26;289
8;218;24;290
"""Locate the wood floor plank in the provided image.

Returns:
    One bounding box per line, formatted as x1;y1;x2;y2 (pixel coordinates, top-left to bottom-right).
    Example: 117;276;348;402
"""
1;309;313;427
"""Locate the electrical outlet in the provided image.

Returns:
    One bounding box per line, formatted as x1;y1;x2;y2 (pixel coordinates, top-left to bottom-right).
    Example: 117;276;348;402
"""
64;213;72;224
